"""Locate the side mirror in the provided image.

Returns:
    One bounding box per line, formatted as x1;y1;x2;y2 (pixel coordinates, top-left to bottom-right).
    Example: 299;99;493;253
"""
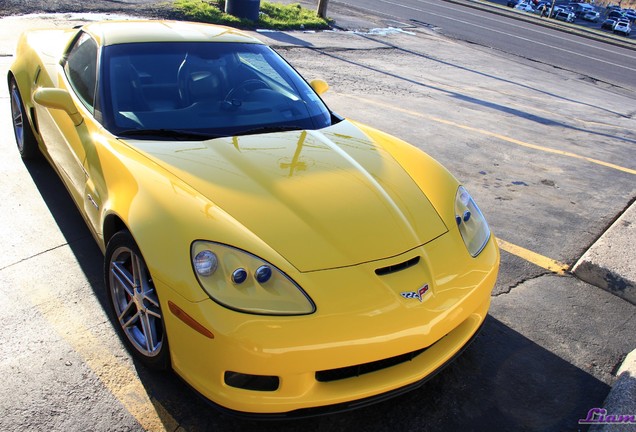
33;88;83;126
310;79;329;95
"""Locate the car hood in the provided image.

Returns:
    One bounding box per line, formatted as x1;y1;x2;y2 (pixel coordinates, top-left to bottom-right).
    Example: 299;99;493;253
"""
127;121;448;272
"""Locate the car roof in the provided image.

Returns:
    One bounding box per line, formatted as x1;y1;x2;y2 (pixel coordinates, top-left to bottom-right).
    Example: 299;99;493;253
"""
81;20;262;47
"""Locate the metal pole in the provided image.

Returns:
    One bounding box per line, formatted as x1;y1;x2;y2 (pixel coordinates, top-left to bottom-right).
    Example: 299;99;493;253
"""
548;0;556;18
317;0;329;18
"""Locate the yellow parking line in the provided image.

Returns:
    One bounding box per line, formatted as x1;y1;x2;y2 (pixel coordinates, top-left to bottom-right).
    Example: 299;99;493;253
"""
496;238;569;275
26;285;180;432
349;95;636;176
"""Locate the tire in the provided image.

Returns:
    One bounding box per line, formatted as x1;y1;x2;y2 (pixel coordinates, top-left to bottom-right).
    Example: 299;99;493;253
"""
9;77;40;159
105;231;170;370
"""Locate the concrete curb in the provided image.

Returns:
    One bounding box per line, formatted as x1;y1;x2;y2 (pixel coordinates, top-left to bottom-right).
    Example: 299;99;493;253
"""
572;201;636;305
588;349;636;431
571;202;636;428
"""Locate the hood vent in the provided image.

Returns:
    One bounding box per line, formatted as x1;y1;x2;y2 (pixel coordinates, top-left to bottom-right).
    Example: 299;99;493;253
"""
375;256;420;276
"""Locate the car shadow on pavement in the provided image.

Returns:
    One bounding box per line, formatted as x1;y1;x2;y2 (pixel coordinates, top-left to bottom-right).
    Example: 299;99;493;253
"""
263;30;315;47
136;315;609;432
22;156;608;432
22;157;105;297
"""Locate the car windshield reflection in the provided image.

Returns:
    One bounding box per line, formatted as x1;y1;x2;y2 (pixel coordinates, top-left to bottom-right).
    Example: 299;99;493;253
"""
101;42;335;139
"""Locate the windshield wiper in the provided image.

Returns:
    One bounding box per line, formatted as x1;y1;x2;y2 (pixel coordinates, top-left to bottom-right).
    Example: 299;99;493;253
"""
236;125;304;137
117;129;221;141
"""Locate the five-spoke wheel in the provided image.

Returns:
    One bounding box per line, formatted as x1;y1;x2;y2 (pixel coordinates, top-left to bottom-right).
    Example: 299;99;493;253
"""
9;77;39;159
105;231;170;370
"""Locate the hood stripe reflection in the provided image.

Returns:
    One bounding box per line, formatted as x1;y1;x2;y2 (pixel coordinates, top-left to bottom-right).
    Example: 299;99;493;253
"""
310;130;422;244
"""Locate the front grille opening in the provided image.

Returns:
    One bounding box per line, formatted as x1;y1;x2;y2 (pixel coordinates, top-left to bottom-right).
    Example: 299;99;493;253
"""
316;346;427;383
224;371;280;391
375;256;420;276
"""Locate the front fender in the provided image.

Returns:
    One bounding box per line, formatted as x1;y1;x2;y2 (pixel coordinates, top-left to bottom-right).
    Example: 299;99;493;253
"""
98;138;293;303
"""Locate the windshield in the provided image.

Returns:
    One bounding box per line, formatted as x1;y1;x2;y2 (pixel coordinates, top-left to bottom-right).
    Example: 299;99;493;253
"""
100;42;335;139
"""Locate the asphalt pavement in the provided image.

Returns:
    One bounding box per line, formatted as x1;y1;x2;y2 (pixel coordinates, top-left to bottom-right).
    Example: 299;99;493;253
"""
318;2;636;424
323;1;636;424
327;1;636;426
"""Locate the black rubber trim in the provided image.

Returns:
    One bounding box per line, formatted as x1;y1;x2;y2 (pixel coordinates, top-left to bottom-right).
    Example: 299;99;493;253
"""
375;256;420;276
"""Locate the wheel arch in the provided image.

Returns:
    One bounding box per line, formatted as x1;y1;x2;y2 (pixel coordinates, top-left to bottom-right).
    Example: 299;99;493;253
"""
103;212;129;249
7;71;35;129
104;228;171;370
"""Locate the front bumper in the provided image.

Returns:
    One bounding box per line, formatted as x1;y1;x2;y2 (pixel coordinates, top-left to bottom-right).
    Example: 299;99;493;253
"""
158;234;499;414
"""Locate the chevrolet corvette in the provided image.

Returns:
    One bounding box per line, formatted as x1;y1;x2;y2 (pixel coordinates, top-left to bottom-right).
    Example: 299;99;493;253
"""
8;19;499;415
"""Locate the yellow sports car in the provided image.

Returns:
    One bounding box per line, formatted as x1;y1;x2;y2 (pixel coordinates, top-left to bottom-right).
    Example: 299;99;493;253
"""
8;20;499;415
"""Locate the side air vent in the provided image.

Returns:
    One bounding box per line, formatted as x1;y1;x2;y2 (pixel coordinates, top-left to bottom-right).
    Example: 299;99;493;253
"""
375;256;420;276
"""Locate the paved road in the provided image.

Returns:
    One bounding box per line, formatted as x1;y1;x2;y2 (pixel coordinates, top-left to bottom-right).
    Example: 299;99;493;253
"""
334;0;636;91
0;7;635;432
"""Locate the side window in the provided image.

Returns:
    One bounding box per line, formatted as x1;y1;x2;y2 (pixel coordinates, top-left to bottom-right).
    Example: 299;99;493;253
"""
63;32;98;112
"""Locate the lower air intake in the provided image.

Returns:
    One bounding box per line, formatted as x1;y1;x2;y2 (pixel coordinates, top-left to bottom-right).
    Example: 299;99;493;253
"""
224;371;280;391
315;346;428;382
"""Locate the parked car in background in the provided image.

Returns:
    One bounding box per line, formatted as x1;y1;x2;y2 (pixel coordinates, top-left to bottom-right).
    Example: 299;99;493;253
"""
601;18;617;29
515;2;536;12
570;2;596;17
550;5;569;17
581;11;600;21
608;10;625;20
555;9;576;22
614;20;632;35
534;1;551;15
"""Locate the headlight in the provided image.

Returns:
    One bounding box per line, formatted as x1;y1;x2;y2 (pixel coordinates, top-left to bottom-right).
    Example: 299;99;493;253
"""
191;241;315;315
454;186;491;257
